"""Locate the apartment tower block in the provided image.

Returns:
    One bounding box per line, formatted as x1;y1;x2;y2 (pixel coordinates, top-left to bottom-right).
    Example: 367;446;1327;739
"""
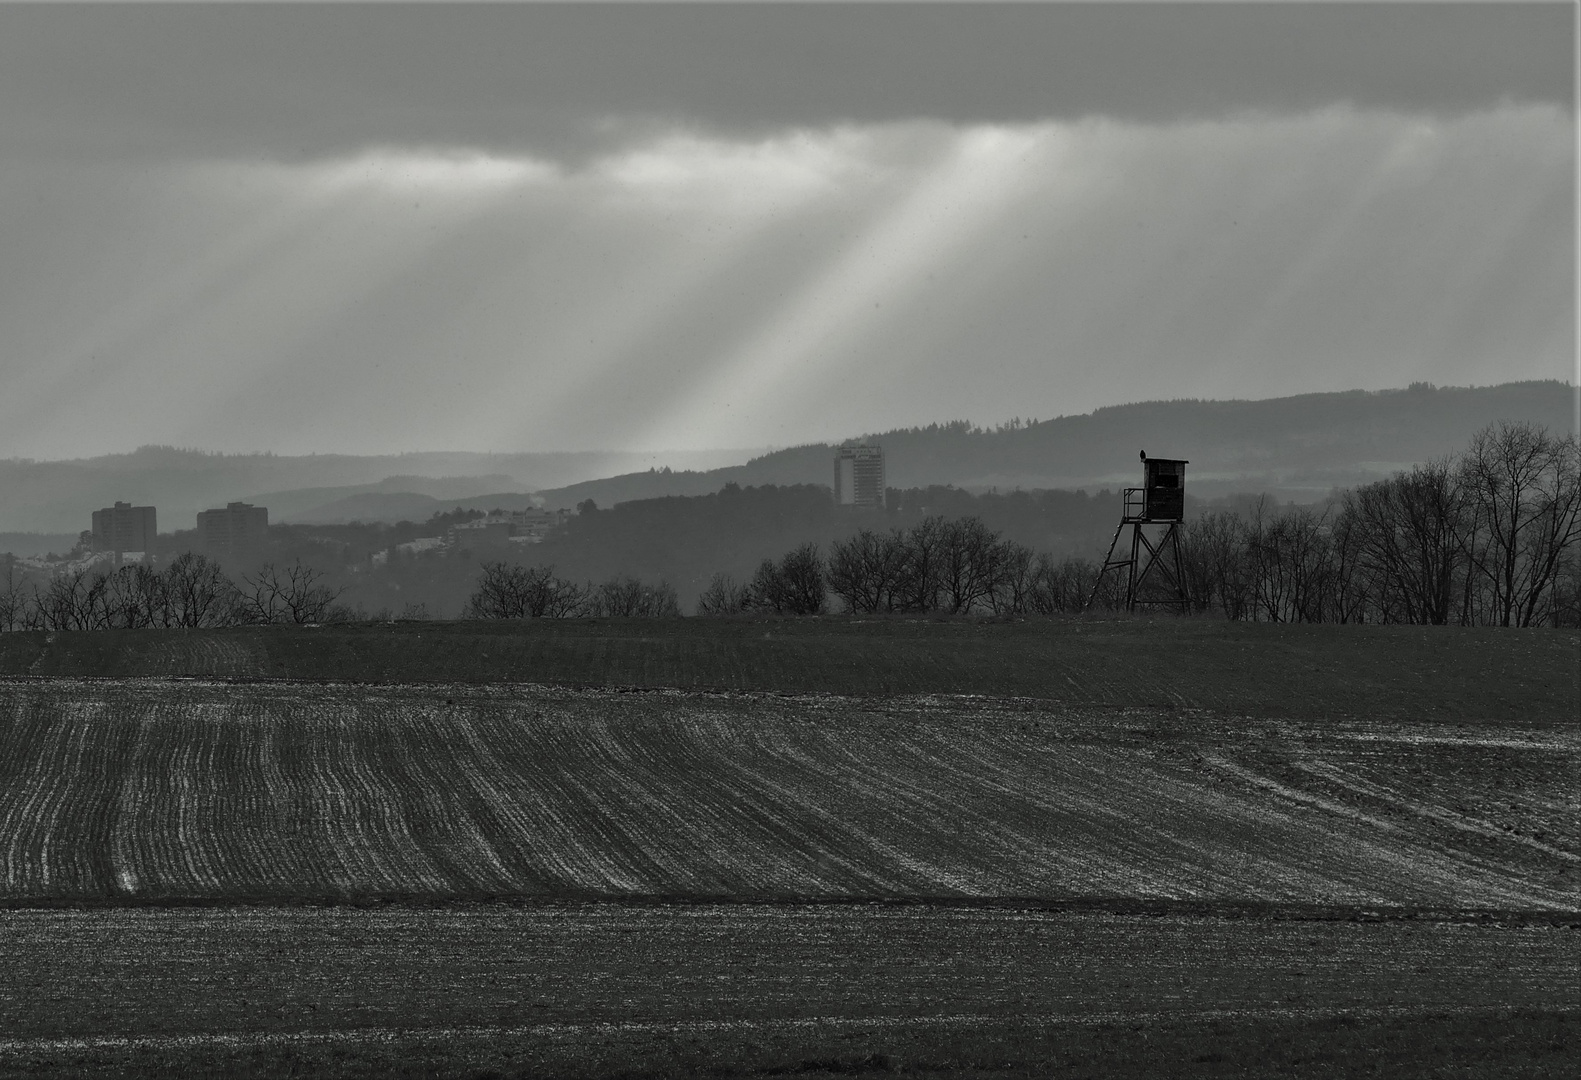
833;445;885;509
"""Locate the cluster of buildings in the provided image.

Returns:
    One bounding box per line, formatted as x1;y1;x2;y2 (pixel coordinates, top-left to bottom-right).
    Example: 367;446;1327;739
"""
79;499;571;573
52;450;886;574
85;500;269;566
370;508;570;566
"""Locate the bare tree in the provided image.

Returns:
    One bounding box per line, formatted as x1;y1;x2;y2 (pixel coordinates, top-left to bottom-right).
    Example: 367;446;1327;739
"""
102;564;166;629
986;540;1037;615
467;563;535;619
696;573;751;616
1246;506;1338;624
1028;555;1106;614
162;551;238;628
1182;510;1254;620
0;559;24;632
893;516;948;612
466;563;589;619
749;543;827;615
827;529;907;614
935;517;1003;614
32;567;112;631
1340;460;1467;625
238;560;342;625
592;574;681;617
1458;422;1581;626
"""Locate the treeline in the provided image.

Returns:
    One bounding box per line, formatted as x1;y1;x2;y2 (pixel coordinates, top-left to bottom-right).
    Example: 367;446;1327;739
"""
693;522;1105;617
1180;421;1580;626
0;553;374;630
464;565;681;619
463;523;1103;621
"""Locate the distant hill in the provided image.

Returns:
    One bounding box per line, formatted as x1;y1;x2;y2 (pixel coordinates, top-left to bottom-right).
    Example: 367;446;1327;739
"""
0;448;754;533
535;382;1578;509
2;383;1571;532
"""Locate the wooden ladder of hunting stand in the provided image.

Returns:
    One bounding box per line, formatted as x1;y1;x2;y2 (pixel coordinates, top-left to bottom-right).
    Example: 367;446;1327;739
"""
1087;452;1191;613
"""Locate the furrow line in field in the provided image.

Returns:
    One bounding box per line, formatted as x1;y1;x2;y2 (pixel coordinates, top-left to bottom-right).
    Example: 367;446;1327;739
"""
886;728;1205;896
681;715;957;895
1199;755;1565;910
936;731;1501;906
0;704;60;891
538;714;690;891
394;705;515;892
456;708;649;892
443;710;563;891
249;711;319;889
4;710;94;891
923;732;1236;898
639;710;868;893
108;708;154;895
305;716;365;893
621;708;853;893
1294;760;1581;862
766;719;1026;895
172;723;223;890
327;703;446;894
541;714;735;894
444;710;582;891
509;717;650;892
339;700;450;893
612;707;904;894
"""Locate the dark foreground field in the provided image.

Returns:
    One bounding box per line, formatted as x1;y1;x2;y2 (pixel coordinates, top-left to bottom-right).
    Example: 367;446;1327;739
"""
0;903;1575;1079
0;619;1575;1076
2;616;1576;721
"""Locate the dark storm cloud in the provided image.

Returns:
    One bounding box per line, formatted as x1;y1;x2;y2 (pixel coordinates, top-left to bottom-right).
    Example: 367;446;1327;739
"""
0;3;1570;160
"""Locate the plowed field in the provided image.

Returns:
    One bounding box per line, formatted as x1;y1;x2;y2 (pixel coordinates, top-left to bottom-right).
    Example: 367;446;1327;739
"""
1;679;1574;909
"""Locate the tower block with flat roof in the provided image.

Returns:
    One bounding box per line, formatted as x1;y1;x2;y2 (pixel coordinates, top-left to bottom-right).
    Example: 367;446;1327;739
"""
196;502;269;566
90;501;156;554
833;445;885;509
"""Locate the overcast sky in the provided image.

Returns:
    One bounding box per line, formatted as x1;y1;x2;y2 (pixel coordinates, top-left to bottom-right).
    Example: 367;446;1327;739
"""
0;2;1573;458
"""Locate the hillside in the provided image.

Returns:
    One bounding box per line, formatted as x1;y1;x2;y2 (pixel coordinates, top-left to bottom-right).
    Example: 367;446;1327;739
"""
536;381;1578;509
2;382;1571;533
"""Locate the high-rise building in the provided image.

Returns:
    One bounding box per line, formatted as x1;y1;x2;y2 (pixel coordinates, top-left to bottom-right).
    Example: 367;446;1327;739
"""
196;502;269;565
833;445;885;509
90;501;156;554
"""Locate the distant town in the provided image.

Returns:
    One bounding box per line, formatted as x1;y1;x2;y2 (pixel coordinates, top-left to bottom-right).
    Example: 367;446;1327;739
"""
8;444;893;579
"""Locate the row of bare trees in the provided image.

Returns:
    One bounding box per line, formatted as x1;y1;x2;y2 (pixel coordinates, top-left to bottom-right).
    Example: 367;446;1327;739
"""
1181;422;1581;625
0;554;346;632
464;564;682;619
696;522;1118;617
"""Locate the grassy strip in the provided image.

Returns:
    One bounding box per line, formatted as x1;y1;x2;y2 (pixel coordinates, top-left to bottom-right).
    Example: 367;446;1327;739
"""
1;616;1577;721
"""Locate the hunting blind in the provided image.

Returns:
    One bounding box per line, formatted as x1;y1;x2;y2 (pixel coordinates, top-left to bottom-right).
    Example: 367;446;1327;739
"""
1088;452;1190;612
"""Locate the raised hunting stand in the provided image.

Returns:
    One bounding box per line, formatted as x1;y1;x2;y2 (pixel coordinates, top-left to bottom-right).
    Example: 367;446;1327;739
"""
1088;452;1190;613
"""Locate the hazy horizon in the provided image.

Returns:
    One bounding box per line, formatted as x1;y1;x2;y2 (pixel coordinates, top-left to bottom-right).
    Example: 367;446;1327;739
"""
2;4;1573;459
2;377;1570;466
